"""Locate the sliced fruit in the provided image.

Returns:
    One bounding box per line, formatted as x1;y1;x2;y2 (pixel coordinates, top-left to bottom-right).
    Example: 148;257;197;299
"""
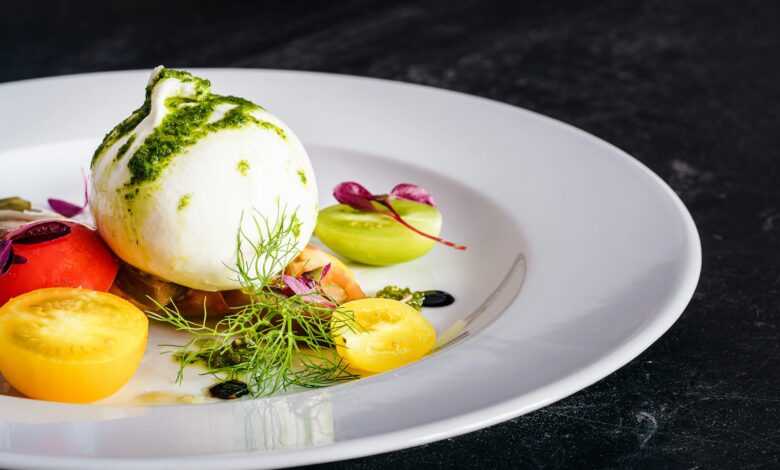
331;298;436;373
0;288;148;403
0;222;119;306
315;199;442;266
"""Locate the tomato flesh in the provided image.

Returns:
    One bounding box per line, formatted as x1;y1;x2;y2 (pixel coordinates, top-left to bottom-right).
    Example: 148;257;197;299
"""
0;288;148;403
0;223;118;305
332;298;436;373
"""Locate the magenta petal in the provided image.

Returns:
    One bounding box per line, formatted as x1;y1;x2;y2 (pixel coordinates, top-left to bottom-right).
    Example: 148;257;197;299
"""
390;183;436;207
82;170;90;207
333;181;377;212
281;275;336;307
48;171;90;218
320;262;332;279
0;240;12;275
48;198;85;218
282;275;316;296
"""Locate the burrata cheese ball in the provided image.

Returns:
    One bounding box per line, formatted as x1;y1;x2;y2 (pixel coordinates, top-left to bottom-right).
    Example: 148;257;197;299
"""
90;67;317;291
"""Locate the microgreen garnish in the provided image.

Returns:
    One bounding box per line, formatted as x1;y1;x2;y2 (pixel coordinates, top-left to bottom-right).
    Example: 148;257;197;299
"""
0;221;71;276
333;182;375;212
389;183;436;206
0;250;27;276
281;274;336;308
48;172;89;218
0;240;13;275
333;181;466;250
0;240;27;276
10;221;72;244
148;208;358;397
320;262;332;279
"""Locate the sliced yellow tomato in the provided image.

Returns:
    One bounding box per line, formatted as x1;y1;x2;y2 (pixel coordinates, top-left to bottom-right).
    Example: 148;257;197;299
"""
331;298;436;373
0;288;148;403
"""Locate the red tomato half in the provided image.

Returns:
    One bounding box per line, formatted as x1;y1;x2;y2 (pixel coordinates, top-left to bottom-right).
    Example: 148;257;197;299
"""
0;223;119;305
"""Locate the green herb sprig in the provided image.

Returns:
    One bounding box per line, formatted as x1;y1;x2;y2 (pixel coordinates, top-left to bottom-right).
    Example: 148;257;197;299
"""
149;208;358;397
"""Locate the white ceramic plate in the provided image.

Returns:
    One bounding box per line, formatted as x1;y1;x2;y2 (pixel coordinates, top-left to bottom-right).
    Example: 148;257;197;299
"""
0;69;700;469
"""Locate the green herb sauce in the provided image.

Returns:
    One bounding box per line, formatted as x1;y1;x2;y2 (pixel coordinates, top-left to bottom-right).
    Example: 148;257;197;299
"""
90;67;287;208
177;193;192;211
376;285;426;311
297;169;308;185
237;160;250;176
91;68;209;168
115;134;136;161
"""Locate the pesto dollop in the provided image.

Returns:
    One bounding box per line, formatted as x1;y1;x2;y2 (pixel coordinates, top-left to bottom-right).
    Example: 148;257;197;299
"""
376;285;426;311
297;169;308;185
236;159;250;176
177;194;192;211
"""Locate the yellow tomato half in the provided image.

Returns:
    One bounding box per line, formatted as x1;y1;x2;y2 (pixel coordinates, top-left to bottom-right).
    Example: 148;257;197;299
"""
0;288;148;403
332;298;436;373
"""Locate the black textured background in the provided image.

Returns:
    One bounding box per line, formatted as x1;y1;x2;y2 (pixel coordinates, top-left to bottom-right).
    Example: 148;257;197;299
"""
2;1;779;469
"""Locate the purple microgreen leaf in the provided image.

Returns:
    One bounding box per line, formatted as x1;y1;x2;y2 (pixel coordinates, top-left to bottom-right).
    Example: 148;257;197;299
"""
320;262;332;280
10;221;72;245
282;274;317;296
48;171;89;218
333;181;377;212
47;199;85;218
389;183;436;207
0;240;12;275
281;274;336;308
331;181;466;251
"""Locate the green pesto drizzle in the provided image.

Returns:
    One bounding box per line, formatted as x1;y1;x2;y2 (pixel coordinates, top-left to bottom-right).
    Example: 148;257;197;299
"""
115;134;136;161
297;169;308;185
177;193;192;211
124;93;285;195
90;67;288;207
260;121;286;140
237;160;250;176
91;68;209;168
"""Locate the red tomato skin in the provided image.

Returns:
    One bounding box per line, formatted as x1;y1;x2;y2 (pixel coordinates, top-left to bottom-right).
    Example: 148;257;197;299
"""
0;223;119;305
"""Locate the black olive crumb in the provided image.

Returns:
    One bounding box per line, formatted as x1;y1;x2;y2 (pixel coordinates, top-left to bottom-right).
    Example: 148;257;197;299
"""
209;380;249;400
422;290;455;308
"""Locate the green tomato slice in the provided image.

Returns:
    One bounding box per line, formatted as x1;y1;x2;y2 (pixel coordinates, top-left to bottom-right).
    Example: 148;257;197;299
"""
315;199;442;266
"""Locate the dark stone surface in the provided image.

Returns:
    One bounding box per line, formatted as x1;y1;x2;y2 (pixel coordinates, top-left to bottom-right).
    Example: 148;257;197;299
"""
2;1;779;468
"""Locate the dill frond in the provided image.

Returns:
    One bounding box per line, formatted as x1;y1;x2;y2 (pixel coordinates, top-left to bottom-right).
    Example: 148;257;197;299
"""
148;207;359;397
